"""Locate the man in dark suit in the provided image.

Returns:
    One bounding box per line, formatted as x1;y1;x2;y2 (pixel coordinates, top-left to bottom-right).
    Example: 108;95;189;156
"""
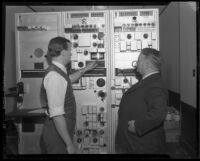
115;48;168;154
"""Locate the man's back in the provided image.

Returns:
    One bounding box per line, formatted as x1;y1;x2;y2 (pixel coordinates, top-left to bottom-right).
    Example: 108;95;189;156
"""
116;73;168;154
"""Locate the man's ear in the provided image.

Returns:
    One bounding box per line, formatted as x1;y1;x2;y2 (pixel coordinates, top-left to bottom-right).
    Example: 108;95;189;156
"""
60;50;65;56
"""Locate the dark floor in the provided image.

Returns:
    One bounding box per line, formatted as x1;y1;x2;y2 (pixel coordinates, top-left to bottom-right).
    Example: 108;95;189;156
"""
166;143;191;159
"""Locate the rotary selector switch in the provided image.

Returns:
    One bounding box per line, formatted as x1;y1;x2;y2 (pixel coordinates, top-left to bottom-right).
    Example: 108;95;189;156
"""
84;50;88;56
127;34;132;39
93;34;97;39
143;33;148;39
98;90;106;99
100;107;104;112
73;42;78;48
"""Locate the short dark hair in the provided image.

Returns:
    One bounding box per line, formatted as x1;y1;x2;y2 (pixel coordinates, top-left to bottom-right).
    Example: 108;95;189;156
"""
141;48;163;70
47;37;71;58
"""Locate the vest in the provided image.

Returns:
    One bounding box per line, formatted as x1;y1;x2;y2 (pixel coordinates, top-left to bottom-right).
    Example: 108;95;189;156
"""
41;64;76;120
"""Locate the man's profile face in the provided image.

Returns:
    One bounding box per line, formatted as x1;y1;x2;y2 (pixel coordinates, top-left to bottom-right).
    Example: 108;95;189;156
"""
136;53;144;74
63;42;72;65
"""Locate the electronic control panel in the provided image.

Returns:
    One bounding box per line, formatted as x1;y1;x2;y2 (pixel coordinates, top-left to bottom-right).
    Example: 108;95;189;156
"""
15;12;61;110
110;9;159;153
15;9;159;154
62;11;109;154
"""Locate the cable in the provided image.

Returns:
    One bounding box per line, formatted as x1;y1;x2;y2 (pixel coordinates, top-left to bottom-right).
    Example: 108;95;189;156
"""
159;5;169;17
27;6;37;12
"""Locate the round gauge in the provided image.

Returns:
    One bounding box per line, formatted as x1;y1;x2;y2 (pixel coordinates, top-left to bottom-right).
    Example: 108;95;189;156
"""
34;48;44;58
96;78;105;87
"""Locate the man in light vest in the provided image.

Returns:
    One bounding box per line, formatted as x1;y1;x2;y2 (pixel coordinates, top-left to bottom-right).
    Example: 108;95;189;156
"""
41;36;97;154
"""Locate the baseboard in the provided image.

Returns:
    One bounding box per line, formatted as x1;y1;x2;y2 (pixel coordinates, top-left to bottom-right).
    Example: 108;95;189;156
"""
180;101;198;158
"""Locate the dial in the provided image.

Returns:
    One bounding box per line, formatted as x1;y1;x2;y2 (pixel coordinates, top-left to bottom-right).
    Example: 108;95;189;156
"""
96;78;105;87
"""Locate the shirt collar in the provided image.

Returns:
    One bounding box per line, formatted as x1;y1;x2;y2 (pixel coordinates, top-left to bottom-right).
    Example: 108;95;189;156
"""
52;61;67;74
142;71;159;80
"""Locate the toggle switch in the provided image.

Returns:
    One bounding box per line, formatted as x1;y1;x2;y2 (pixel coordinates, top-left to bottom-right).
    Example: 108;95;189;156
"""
73;34;78;40
93;42;97;47
77;138;82;143
93;138;98;143
76;130;82;136
99;129;104;135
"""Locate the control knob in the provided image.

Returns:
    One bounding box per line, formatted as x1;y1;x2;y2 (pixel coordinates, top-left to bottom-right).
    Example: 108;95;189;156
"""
93;34;97;39
78;62;84;68
98;91;106;99
143;33;148;39
96;78;105;87
84;50;88;56
127;34;132;39
73;42;78;48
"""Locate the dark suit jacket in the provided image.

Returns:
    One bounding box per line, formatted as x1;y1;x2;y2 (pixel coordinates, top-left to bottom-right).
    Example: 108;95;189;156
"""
115;73;168;154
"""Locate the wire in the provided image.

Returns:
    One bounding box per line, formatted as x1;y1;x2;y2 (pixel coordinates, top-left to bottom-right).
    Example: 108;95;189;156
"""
159;5;169;17
27;6;37;12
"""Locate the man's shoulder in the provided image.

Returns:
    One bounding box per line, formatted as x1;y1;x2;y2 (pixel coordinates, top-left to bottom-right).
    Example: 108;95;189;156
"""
44;71;65;83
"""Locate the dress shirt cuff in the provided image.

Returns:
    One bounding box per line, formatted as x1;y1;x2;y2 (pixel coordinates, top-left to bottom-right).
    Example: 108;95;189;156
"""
48;106;65;118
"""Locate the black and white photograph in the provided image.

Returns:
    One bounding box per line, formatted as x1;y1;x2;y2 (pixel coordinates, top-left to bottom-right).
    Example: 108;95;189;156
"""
3;1;199;159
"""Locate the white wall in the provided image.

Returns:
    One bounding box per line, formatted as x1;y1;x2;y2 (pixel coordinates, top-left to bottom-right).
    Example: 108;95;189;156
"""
160;2;180;93
180;2;197;107
4;6;33;113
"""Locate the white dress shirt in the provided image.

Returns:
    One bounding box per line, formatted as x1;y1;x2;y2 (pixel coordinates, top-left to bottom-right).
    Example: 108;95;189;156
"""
43;61;68;118
142;71;159;80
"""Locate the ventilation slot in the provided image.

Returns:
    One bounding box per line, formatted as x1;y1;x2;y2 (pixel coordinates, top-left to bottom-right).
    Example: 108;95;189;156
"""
71;13;89;18
140;11;153;16
119;11;138;17
91;12;104;17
